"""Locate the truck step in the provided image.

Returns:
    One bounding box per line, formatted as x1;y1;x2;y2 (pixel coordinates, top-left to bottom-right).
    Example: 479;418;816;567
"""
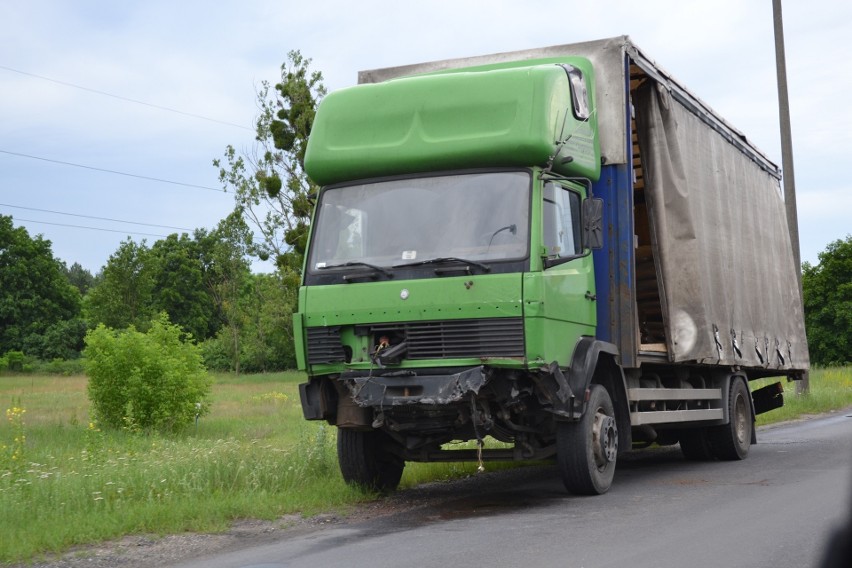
628;388;721;401
630;408;724;425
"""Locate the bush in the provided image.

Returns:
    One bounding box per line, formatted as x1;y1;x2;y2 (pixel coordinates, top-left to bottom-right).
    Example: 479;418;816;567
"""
83;313;212;432
3;351;25;372
0;354;83;376
36;358;86;376
199;334;233;372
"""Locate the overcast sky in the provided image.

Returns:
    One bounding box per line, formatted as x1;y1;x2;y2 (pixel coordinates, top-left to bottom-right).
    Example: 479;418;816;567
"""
2;0;849;274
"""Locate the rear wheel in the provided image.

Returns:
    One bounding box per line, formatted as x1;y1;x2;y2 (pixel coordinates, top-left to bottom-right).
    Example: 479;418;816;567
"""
708;377;752;460
679;428;715;461
337;428;404;492
556;385;618;495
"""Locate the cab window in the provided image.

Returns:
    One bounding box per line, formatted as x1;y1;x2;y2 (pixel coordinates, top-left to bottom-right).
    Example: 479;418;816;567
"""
543;182;582;260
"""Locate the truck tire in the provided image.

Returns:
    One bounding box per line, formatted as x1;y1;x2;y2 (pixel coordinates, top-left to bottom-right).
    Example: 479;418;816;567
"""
678;428;715;461
556;384;618;495
708;377;752;460
337;428;404;492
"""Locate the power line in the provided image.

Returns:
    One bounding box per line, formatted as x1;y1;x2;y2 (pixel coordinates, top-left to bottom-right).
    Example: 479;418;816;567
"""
14;215;264;247
0;64;253;131
0;149;226;193
0;203;194;232
15;217;169;238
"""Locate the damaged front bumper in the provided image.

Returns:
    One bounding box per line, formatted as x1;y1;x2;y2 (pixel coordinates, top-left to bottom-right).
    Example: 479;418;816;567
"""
344;367;489;407
298;363;587;426
297;366;489;423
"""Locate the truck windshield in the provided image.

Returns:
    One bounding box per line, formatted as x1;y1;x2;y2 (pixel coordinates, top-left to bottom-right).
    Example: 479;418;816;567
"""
307;171;530;273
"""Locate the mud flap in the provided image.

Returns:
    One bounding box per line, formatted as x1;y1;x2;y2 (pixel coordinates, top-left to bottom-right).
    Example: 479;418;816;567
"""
534;362;584;420
299;377;338;421
751;381;784;416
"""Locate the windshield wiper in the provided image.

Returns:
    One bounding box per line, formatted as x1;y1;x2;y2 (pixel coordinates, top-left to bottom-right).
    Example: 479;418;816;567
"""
393;257;491;273
317;261;393;278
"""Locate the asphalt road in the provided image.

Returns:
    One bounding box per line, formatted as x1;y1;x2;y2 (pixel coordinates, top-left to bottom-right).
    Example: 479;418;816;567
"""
170;411;852;568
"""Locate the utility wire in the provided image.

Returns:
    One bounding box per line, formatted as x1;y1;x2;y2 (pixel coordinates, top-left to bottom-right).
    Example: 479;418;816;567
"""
14;215;264;246
0;149;226;193
15;217;169;238
0;64;253;131
0;203;194;232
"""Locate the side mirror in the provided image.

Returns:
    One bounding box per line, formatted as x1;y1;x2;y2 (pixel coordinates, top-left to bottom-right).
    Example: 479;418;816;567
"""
583;198;604;250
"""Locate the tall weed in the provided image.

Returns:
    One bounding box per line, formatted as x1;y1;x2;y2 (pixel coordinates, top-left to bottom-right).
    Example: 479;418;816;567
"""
754;366;852;425
1;367;850;562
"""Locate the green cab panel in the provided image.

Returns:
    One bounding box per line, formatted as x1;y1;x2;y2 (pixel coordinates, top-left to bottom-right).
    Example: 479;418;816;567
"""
300;273;526;373
522;265;597;369
302;273;523;326
305;61;600;186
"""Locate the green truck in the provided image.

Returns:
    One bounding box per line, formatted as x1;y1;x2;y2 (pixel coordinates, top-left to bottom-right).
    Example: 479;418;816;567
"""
294;36;809;495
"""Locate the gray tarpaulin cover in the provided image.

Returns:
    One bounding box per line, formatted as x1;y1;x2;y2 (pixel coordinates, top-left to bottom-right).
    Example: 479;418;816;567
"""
635;81;809;371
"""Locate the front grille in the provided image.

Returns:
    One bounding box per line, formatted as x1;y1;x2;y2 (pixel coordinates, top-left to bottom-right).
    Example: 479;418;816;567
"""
306;318;525;364
372;318;525;359
306;327;347;364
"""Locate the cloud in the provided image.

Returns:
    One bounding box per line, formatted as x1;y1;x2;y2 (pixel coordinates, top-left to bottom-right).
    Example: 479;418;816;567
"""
1;0;850;274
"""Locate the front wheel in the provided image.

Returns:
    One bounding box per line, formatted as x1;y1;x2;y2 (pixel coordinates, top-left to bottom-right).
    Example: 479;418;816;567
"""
556;384;618;495
337;428;404;492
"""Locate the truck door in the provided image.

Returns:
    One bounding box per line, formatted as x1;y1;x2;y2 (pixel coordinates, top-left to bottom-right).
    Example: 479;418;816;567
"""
537;181;597;363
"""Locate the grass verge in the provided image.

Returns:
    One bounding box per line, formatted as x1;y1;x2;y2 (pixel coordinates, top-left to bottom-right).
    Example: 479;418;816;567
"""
0;372;366;563
1;366;850;562
753;367;852;426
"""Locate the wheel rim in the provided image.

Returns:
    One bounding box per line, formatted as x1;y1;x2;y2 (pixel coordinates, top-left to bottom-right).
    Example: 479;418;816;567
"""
592;410;618;469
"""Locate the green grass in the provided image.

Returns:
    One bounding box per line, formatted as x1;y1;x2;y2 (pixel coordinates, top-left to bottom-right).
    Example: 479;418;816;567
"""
753;366;852;426
0;372;367;563
1;366;850;562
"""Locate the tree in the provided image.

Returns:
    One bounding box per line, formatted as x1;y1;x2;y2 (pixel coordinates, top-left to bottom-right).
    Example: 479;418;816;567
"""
149;233;215;341
215;50;325;277
240;273;298;371
85;220;256;346
62;262;96;295
195;212;253;372
23;318;87;361
0;215;81;354
200;272;297;373
84;239;155;331
802;235;852;365
208;50;324;372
